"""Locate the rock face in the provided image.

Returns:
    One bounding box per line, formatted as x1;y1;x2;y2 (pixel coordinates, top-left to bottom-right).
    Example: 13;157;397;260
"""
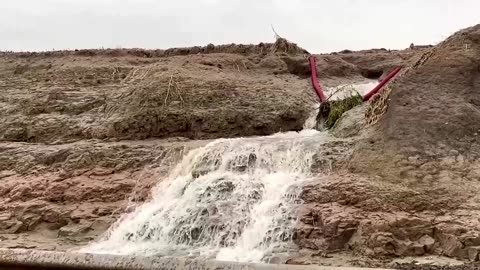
330;105;367;138
293;170;480;262
0;139;196;250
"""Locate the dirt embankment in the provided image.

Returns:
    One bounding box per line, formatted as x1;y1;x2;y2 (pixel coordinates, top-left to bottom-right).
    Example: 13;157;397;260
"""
0;44;313;144
0;40;422;144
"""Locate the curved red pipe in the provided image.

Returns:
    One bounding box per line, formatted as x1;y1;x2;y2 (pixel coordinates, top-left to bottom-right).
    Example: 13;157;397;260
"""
309;56;327;103
362;66;402;102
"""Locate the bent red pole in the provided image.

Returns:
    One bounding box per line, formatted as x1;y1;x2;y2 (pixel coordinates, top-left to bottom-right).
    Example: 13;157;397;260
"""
309;56;327;103
362;66;402;102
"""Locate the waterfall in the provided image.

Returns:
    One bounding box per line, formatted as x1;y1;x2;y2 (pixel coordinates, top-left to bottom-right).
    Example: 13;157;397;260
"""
82;129;329;262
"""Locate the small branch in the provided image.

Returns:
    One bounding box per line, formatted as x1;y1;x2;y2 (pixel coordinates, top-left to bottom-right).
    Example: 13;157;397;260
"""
325;84;354;102
325;87;344;102
271;24;282;40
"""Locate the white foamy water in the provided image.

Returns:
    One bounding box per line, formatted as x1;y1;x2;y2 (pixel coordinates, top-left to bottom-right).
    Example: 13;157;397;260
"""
82;129;331;262
303;106;320;129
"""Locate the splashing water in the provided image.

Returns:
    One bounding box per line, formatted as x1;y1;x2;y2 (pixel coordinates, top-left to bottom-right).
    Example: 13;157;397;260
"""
82;129;332;262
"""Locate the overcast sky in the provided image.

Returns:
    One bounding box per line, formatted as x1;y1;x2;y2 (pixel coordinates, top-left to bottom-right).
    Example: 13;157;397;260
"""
1;0;479;53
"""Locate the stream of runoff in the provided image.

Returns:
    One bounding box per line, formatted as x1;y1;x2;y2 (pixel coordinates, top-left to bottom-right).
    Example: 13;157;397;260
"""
82;82;373;262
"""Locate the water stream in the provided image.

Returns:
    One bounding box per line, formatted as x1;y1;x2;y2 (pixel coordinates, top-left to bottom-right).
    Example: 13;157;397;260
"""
83;82;373;262
83;130;323;262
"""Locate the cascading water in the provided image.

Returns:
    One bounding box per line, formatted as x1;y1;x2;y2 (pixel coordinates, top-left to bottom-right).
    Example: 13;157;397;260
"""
82;83;366;263
82;129;329;262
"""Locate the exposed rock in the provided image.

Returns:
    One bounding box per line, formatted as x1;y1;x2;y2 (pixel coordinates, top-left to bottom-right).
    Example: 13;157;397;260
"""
418;235;436;252
331;104;367;138
467;246;480;261
0;219;22;234
294;169;480;262
438;233;466;258
58;222;92;237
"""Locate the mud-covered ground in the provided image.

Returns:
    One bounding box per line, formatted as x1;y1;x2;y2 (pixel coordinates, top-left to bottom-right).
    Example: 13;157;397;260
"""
5;33;479;269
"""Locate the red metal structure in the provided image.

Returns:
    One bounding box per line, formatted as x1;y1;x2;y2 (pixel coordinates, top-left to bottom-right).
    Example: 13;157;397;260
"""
362;67;402;101
309;56;327;103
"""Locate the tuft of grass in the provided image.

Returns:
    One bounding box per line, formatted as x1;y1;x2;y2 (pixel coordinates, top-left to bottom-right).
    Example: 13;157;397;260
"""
318;93;363;129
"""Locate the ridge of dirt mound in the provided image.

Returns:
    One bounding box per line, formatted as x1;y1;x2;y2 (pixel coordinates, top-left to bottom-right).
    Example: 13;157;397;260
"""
0;38;308;59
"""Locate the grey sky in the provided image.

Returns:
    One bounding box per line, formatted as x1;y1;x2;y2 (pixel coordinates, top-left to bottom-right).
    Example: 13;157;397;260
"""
1;0;479;53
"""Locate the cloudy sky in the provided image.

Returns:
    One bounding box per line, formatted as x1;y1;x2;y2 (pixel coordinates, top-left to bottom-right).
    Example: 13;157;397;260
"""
1;0;479;53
